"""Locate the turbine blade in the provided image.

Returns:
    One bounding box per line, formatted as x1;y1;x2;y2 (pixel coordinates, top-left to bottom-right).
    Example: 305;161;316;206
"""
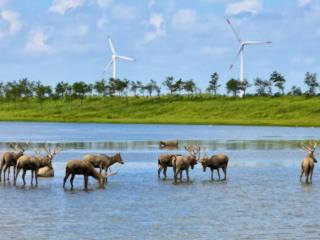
117;55;135;61
226;18;242;43
103;59;113;73
229;46;243;70
243;41;272;45
108;36;116;54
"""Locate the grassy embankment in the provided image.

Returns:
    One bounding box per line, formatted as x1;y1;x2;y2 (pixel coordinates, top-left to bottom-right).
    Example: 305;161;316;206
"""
0;95;319;127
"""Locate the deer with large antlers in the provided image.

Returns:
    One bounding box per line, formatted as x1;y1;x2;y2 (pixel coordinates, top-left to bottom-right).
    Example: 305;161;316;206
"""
0;142;30;183
172;145;201;183
300;141;318;183
158;154;182;180
200;147;229;181
14;144;61;186
63;160;117;190
83;153;124;181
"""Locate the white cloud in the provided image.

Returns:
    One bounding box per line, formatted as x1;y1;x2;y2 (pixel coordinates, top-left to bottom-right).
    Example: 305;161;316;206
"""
226;0;263;16
148;0;156;8
172;9;197;30
25;30;53;54
144;13;165;43
49;0;84;15
96;0;112;8
0;10;22;35
298;0;313;8
97;15;108;29
112;4;137;21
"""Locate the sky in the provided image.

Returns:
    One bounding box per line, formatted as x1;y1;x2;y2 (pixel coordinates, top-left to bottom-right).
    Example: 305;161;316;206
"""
0;0;319;93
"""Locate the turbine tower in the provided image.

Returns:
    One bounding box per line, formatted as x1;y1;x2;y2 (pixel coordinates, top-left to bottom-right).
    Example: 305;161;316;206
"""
226;19;271;97
104;36;135;79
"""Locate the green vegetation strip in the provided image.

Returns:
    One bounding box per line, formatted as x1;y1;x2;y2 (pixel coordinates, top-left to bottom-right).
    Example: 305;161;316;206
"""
0;95;319;127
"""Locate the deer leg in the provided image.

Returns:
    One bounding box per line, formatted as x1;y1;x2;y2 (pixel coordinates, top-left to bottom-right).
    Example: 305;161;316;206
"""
35;169;38;186
173;168;177;183
3;164;9;183
84;175;88;190
63;172;70;188
158;165;163;179
211;169;214;181
300;168;304;182
22;170;26;186
0;160;4;182
7;166;10;181
70;174;75;190
31;170;34;185
186;168;190;182
14;167;21;186
105;167;109;182
222;167;227;181
13;166;16;183
310;168;313;183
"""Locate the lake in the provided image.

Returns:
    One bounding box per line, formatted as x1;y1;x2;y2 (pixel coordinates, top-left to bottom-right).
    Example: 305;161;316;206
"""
0;122;319;239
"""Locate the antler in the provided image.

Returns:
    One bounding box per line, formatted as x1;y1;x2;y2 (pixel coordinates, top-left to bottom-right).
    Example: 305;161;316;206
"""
300;140;318;152
9;143;20;151
105;170;118;178
40;143;61;157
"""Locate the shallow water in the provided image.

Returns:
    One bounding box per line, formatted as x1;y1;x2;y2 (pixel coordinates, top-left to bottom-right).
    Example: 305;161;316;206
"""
0;122;319;239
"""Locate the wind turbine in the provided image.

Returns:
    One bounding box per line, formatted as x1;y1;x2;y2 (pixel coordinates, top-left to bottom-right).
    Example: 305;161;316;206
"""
226;18;271;97
104;36;135;79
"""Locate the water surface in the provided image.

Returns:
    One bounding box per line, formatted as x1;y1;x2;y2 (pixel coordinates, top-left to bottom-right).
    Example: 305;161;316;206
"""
0;122;319;239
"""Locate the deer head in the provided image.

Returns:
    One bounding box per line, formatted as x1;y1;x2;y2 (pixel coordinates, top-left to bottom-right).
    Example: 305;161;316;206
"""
184;144;201;169
201;147;210;172
114;153;124;164
300;140;318;163
37;143;62;168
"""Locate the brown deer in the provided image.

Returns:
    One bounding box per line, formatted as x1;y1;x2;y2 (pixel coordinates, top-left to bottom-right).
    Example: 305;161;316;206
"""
0;142;30;182
200;148;229;181
83;153;124;181
14;144;60;186
63;160;117;190
160;140;178;149
158;154;181;180
172;145;201;183
300;141;318;183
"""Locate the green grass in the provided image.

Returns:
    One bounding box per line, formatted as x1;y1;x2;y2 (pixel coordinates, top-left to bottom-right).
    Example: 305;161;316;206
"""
0;95;319;126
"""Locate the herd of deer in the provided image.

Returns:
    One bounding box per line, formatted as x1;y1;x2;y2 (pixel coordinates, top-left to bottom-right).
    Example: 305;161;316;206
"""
0;140;317;190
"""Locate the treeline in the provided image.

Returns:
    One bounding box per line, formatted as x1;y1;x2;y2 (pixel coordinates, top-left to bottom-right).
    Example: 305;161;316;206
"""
0;71;319;108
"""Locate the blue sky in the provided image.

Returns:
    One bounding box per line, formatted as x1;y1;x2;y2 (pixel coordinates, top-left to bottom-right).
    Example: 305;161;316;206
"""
0;0;318;93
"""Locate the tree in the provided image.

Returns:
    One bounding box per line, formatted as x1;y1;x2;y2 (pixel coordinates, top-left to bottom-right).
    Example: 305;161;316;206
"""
304;72;318;96
55;81;70;100
34;81;52;109
162;76;175;95
288;86;302;96
94;79;110;97
207;72;220;95
173;78;184;95
4;81;21;109
183;79;196;95
72;81;91;105
130;81;141;96
226;78;240;97
254;78;272;96
270;71;286;94
238;80;251;97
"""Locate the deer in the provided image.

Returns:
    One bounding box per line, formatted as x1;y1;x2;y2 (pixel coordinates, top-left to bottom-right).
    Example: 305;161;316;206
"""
159;140;178;149
63;160;117;190
200;148;229;181
0;142;30;183
83;153;124;181
300;141;318;183
172;145;201;183
158;154;181;180
14;144;61;186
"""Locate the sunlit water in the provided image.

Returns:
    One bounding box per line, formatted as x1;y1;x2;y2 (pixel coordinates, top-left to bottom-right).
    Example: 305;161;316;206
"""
0;122;319;239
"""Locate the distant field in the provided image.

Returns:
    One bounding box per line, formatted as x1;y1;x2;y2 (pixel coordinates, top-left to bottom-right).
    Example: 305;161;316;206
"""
0;95;319;127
